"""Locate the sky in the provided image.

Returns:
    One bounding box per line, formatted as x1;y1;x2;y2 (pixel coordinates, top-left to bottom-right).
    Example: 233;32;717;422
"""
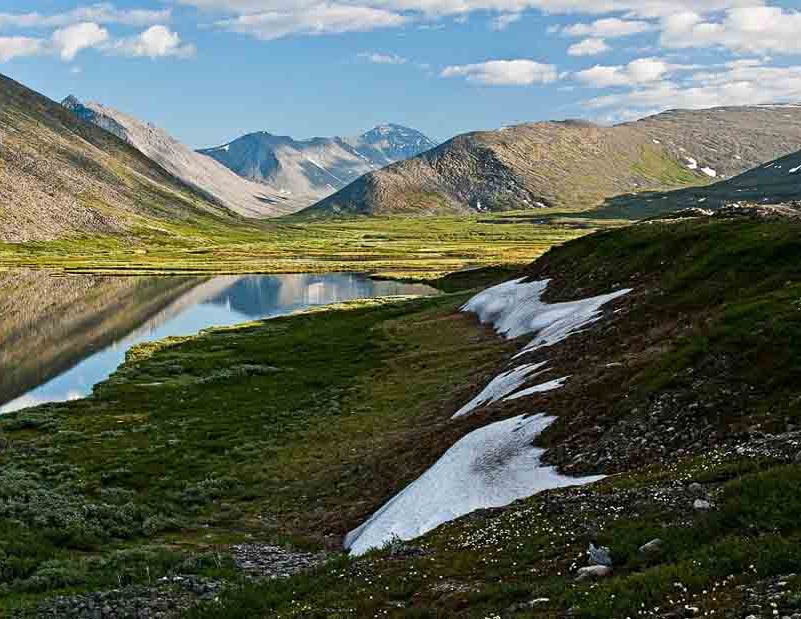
1;1;801;148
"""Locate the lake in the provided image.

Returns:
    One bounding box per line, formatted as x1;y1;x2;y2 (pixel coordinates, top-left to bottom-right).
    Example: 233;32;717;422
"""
0;271;438;413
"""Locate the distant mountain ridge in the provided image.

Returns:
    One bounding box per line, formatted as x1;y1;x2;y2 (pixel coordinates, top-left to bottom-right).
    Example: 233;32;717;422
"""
0;73;234;243
62;96;297;217
198;124;437;206
303;105;801;217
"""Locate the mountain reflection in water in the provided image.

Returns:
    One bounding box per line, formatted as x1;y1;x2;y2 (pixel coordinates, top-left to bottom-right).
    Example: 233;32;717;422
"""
0;271;438;413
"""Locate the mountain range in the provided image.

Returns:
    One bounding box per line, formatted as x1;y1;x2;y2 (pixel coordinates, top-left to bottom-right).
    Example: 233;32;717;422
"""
63;94;437;216
0;73;234;243
304;106;801;217
62;96;297;218
4;70;801;245
198;124;437;208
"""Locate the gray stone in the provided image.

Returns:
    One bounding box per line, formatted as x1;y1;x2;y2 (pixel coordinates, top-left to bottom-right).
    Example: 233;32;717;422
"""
639;538;663;554
588;543;613;567
575;565;613;582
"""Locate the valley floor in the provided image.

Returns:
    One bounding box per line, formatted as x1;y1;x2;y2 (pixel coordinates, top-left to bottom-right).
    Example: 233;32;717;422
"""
2;213;801;617
0;213;617;280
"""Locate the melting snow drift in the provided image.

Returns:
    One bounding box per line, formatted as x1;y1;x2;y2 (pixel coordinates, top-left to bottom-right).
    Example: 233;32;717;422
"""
344;278;628;556
452;362;548;418
345;414;605;556
461;278;630;354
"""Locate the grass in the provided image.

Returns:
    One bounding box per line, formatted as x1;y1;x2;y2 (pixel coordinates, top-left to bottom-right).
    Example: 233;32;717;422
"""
0;213;613;278
179;215;801;617
0;272;517;612
5;215;801;616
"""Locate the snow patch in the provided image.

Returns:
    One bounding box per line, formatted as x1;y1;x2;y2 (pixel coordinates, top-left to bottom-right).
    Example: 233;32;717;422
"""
505;376;569;401
452;362;548;419
461;278;630;356
701;167;717;178
345;414;604;556
685;157;698;170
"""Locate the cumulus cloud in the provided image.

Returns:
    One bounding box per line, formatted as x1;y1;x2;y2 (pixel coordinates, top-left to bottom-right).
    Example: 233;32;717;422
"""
216;4;406;40
582;61;801;120
0;22;196;63
51;22;109;61
109;25;196;58
567;38;609;56
177;0;763;17
574;57;685;88
661;6;801;54
561;17;653;38
358;51;407;64
0;36;45;62
0;4;171;30
442;59;558;86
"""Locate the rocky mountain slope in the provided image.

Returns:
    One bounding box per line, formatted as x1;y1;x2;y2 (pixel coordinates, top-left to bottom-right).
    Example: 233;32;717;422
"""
62;97;295;217
0;73;236;243
198;124;437;208
599;143;801;218
304;105;801;217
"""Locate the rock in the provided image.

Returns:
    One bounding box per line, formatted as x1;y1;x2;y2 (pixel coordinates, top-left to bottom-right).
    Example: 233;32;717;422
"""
588;543;613;567
639;538;663;554
688;482;704;496
693;499;712;511
575;565;613;581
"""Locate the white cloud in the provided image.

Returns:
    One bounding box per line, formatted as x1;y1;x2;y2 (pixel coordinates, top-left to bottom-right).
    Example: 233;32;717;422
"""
51;22;109;61
358;51;407;64
661;6;801;54
575;57;676;87
491;13;521;30
562;17;652;38
109;25;196;58
568;38;609;56
583;61;801;120
0;36;45;62
0;4;171;30
442;59;558;85
216;4;407;40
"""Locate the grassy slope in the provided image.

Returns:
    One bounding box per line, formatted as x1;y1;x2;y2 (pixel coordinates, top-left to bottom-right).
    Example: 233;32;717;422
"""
0;278;519;613
183;215;801;618
0;214;609;279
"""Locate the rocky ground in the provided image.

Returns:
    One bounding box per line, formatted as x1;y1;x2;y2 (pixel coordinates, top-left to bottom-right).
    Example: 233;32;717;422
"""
27;545;327;618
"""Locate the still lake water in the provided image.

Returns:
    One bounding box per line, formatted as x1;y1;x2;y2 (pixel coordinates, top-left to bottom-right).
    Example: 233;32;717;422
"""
0;272;438;413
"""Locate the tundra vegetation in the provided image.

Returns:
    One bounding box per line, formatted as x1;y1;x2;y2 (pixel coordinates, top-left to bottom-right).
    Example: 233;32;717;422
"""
2;213;801;617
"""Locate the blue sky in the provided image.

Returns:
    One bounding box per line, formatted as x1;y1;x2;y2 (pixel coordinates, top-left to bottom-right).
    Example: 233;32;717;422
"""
2;1;801;148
